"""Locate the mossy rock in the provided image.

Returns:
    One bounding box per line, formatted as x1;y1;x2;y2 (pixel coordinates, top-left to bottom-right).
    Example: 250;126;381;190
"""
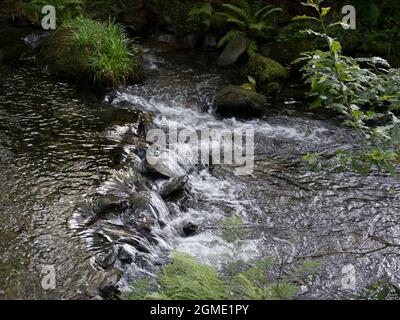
214;85;267;116
241;54;287;93
40;28;88;79
265;82;281;95
39;20;145;89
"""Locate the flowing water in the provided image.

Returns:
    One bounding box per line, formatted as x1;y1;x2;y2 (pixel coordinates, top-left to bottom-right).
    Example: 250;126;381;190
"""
1;43;400;299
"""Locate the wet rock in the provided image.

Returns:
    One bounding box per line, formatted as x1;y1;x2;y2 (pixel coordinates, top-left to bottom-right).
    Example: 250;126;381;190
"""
117;245;135;264
203;35;218;49
129;191;170;222
152;34;178;45
181;32;201;49
125;151;147;174
98;282;120;300
241;54;287;94
146;149;187;178
93;221;153;253
214;85;267;115
156;175;188;197
216;35;248;66
182;222;199;237
95;246;118;270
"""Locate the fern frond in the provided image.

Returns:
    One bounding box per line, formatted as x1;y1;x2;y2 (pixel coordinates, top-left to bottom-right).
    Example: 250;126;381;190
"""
247;39;258;56
260;7;283;21
221;3;250;22
217;29;246;48
249;21;267;33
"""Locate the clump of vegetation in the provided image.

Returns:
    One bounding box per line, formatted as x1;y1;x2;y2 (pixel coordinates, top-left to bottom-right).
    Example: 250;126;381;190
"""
40;17;144;88
295;0;400;176
356;278;400;300
215;0;282;55
188;0;282;56
123;216;320;300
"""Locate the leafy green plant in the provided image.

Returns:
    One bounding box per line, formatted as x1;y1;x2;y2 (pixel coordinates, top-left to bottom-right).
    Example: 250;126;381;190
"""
123;251;320;300
187;2;214;34
221;215;249;243
355;278;400;300
294;0;400;176
303;153;322;172
215;0;283;56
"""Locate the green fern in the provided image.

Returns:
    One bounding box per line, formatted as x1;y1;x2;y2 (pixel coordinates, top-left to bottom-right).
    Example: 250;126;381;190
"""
215;0;282;55
123;252;320;300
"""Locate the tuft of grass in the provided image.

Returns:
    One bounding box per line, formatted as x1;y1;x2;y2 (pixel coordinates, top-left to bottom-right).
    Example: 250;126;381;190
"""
63;17;143;87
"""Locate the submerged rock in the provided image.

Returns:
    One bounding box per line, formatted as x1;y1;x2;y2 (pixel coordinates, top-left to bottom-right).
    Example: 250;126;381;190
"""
216;35;248;66
214;85;267;115
182;222;199;237
129;191;170;222
156;175;188;197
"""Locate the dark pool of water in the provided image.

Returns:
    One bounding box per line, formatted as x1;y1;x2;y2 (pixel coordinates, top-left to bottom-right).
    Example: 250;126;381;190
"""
0;63;140;299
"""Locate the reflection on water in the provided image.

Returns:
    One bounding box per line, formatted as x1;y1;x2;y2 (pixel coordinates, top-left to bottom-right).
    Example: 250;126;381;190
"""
0;65;139;299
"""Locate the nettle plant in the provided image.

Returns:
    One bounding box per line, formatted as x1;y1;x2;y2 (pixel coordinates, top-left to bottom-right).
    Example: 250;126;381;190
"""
295;0;400;176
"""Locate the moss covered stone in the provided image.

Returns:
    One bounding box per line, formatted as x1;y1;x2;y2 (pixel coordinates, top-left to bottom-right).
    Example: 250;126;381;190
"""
241;54;287;96
215;85;267;116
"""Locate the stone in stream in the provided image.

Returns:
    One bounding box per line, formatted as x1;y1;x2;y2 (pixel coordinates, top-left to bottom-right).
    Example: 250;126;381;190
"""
214;85;267;115
216;35;248;66
182;222;199;237
146;148;187;178
240;54;287;95
94;246;119;270
119;191;170;232
155;175;188;198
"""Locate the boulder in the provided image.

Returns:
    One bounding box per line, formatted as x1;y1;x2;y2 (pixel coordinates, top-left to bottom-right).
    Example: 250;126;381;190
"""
216;35;248;66
182;222;199;237
241;54;287;95
214;85;267;115
156;175;188;197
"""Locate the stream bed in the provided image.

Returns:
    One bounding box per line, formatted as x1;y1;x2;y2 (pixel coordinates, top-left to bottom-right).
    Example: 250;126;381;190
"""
1;46;400;299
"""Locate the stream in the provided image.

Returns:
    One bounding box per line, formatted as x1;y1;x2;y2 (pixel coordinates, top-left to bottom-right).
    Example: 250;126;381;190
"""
1;43;400;299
